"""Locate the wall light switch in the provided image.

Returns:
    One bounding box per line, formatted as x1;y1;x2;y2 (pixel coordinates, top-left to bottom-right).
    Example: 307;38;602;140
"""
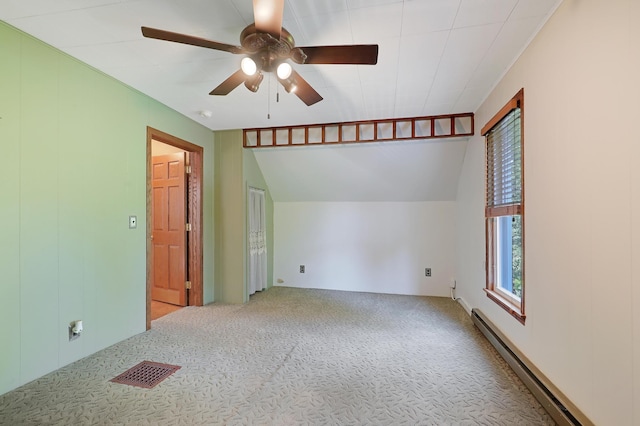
129;215;137;229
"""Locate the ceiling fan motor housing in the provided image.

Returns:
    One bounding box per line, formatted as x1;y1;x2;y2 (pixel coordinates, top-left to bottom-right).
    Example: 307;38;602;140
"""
240;24;300;72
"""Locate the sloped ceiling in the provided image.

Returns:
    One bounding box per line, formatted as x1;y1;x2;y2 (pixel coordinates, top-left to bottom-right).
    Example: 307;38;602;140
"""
253;138;468;201
1;0;561;202
1;0;561;130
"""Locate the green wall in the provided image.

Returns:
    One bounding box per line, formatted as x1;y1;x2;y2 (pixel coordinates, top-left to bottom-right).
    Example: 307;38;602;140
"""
0;22;215;395
214;130;274;303
214;131;245;303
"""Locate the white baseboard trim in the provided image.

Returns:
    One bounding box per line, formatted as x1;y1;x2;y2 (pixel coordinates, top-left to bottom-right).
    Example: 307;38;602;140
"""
456;297;472;315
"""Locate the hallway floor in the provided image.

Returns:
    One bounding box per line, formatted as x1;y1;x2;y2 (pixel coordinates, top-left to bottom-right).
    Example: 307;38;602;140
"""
151;300;183;321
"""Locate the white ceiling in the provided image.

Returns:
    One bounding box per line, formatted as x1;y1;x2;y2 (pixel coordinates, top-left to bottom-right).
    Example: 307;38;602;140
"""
1;0;561;202
1;0;561;131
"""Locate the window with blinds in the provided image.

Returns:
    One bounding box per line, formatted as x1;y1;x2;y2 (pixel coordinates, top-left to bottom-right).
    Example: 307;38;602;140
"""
486;108;521;215
482;88;525;324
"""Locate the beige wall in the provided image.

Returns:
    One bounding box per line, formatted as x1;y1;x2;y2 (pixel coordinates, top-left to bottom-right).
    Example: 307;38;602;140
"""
455;1;640;424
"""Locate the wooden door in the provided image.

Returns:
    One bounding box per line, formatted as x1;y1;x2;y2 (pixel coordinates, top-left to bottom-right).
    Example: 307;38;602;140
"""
151;153;187;306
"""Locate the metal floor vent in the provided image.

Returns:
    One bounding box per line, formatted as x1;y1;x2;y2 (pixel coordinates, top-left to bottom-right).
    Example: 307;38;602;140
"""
110;361;181;389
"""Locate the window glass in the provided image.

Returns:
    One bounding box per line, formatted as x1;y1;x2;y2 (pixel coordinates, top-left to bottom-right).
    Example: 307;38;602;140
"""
495;215;522;299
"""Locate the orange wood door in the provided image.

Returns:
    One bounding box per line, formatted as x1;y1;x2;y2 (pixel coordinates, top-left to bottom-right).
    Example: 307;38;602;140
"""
151;153;187;306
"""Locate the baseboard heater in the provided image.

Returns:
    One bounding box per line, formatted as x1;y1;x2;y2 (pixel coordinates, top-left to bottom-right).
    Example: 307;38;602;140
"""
471;309;593;426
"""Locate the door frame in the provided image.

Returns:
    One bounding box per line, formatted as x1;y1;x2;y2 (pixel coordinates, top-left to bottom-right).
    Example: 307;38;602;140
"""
146;127;204;330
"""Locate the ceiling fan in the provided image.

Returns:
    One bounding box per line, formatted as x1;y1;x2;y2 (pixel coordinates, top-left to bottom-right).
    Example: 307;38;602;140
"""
141;0;378;106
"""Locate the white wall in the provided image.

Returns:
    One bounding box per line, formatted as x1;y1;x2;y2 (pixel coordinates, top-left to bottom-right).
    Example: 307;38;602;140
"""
254;139;468;202
455;1;640;424
274;202;455;297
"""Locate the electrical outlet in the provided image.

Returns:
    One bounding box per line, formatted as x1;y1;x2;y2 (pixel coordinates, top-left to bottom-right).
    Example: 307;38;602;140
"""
425;268;432;277
300;265;305;273
69;326;78;341
68;320;83;341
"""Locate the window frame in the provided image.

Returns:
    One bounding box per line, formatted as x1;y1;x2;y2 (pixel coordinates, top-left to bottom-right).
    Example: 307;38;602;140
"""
482;88;525;324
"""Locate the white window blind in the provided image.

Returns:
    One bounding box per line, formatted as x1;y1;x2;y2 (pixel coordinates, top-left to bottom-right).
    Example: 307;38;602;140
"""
486;108;521;216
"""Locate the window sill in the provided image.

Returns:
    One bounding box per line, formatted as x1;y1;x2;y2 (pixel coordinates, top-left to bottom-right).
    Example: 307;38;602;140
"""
484;288;526;325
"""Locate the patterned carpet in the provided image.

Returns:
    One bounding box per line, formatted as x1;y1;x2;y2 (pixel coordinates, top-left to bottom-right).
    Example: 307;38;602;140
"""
0;287;554;425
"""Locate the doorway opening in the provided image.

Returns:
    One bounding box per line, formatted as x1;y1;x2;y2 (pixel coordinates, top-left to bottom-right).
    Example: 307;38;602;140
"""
146;127;204;329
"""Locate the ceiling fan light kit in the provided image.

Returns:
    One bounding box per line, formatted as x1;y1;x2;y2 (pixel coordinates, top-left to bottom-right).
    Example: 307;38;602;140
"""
276;62;292;80
280;76;297;94
244;72;264;93
141;0;378;106
241;57;258;76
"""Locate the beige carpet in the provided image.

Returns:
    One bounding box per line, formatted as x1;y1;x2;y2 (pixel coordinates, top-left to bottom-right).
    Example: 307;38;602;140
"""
0;287;554;425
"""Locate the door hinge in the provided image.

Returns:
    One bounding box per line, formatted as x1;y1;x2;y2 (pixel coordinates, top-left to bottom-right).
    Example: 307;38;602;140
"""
185;165;192;174
185;281;192;290
185;223;192;232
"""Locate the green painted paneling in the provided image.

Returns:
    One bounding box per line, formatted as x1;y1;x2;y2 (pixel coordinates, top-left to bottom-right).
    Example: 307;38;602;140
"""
0;21;215;396
0;23;22;393
19;35;61;383
214;131;245;304
58;57;93;365
82;77;145;349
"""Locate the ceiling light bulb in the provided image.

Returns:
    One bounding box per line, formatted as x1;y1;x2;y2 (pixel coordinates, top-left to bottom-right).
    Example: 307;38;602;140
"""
241;57;257;76
277;62;292;80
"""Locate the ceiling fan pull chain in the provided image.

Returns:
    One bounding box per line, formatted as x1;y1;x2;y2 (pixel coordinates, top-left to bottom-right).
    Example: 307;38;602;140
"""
267;73;271;119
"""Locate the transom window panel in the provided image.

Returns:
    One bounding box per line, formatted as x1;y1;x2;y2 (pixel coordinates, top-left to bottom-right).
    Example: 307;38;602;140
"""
482;88;525;324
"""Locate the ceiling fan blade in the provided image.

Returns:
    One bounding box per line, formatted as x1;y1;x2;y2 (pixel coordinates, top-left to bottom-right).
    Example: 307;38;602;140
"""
293;45;379;65
210;70;246;95
286;70;323;106
253;0;284;39
141;27;244;54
